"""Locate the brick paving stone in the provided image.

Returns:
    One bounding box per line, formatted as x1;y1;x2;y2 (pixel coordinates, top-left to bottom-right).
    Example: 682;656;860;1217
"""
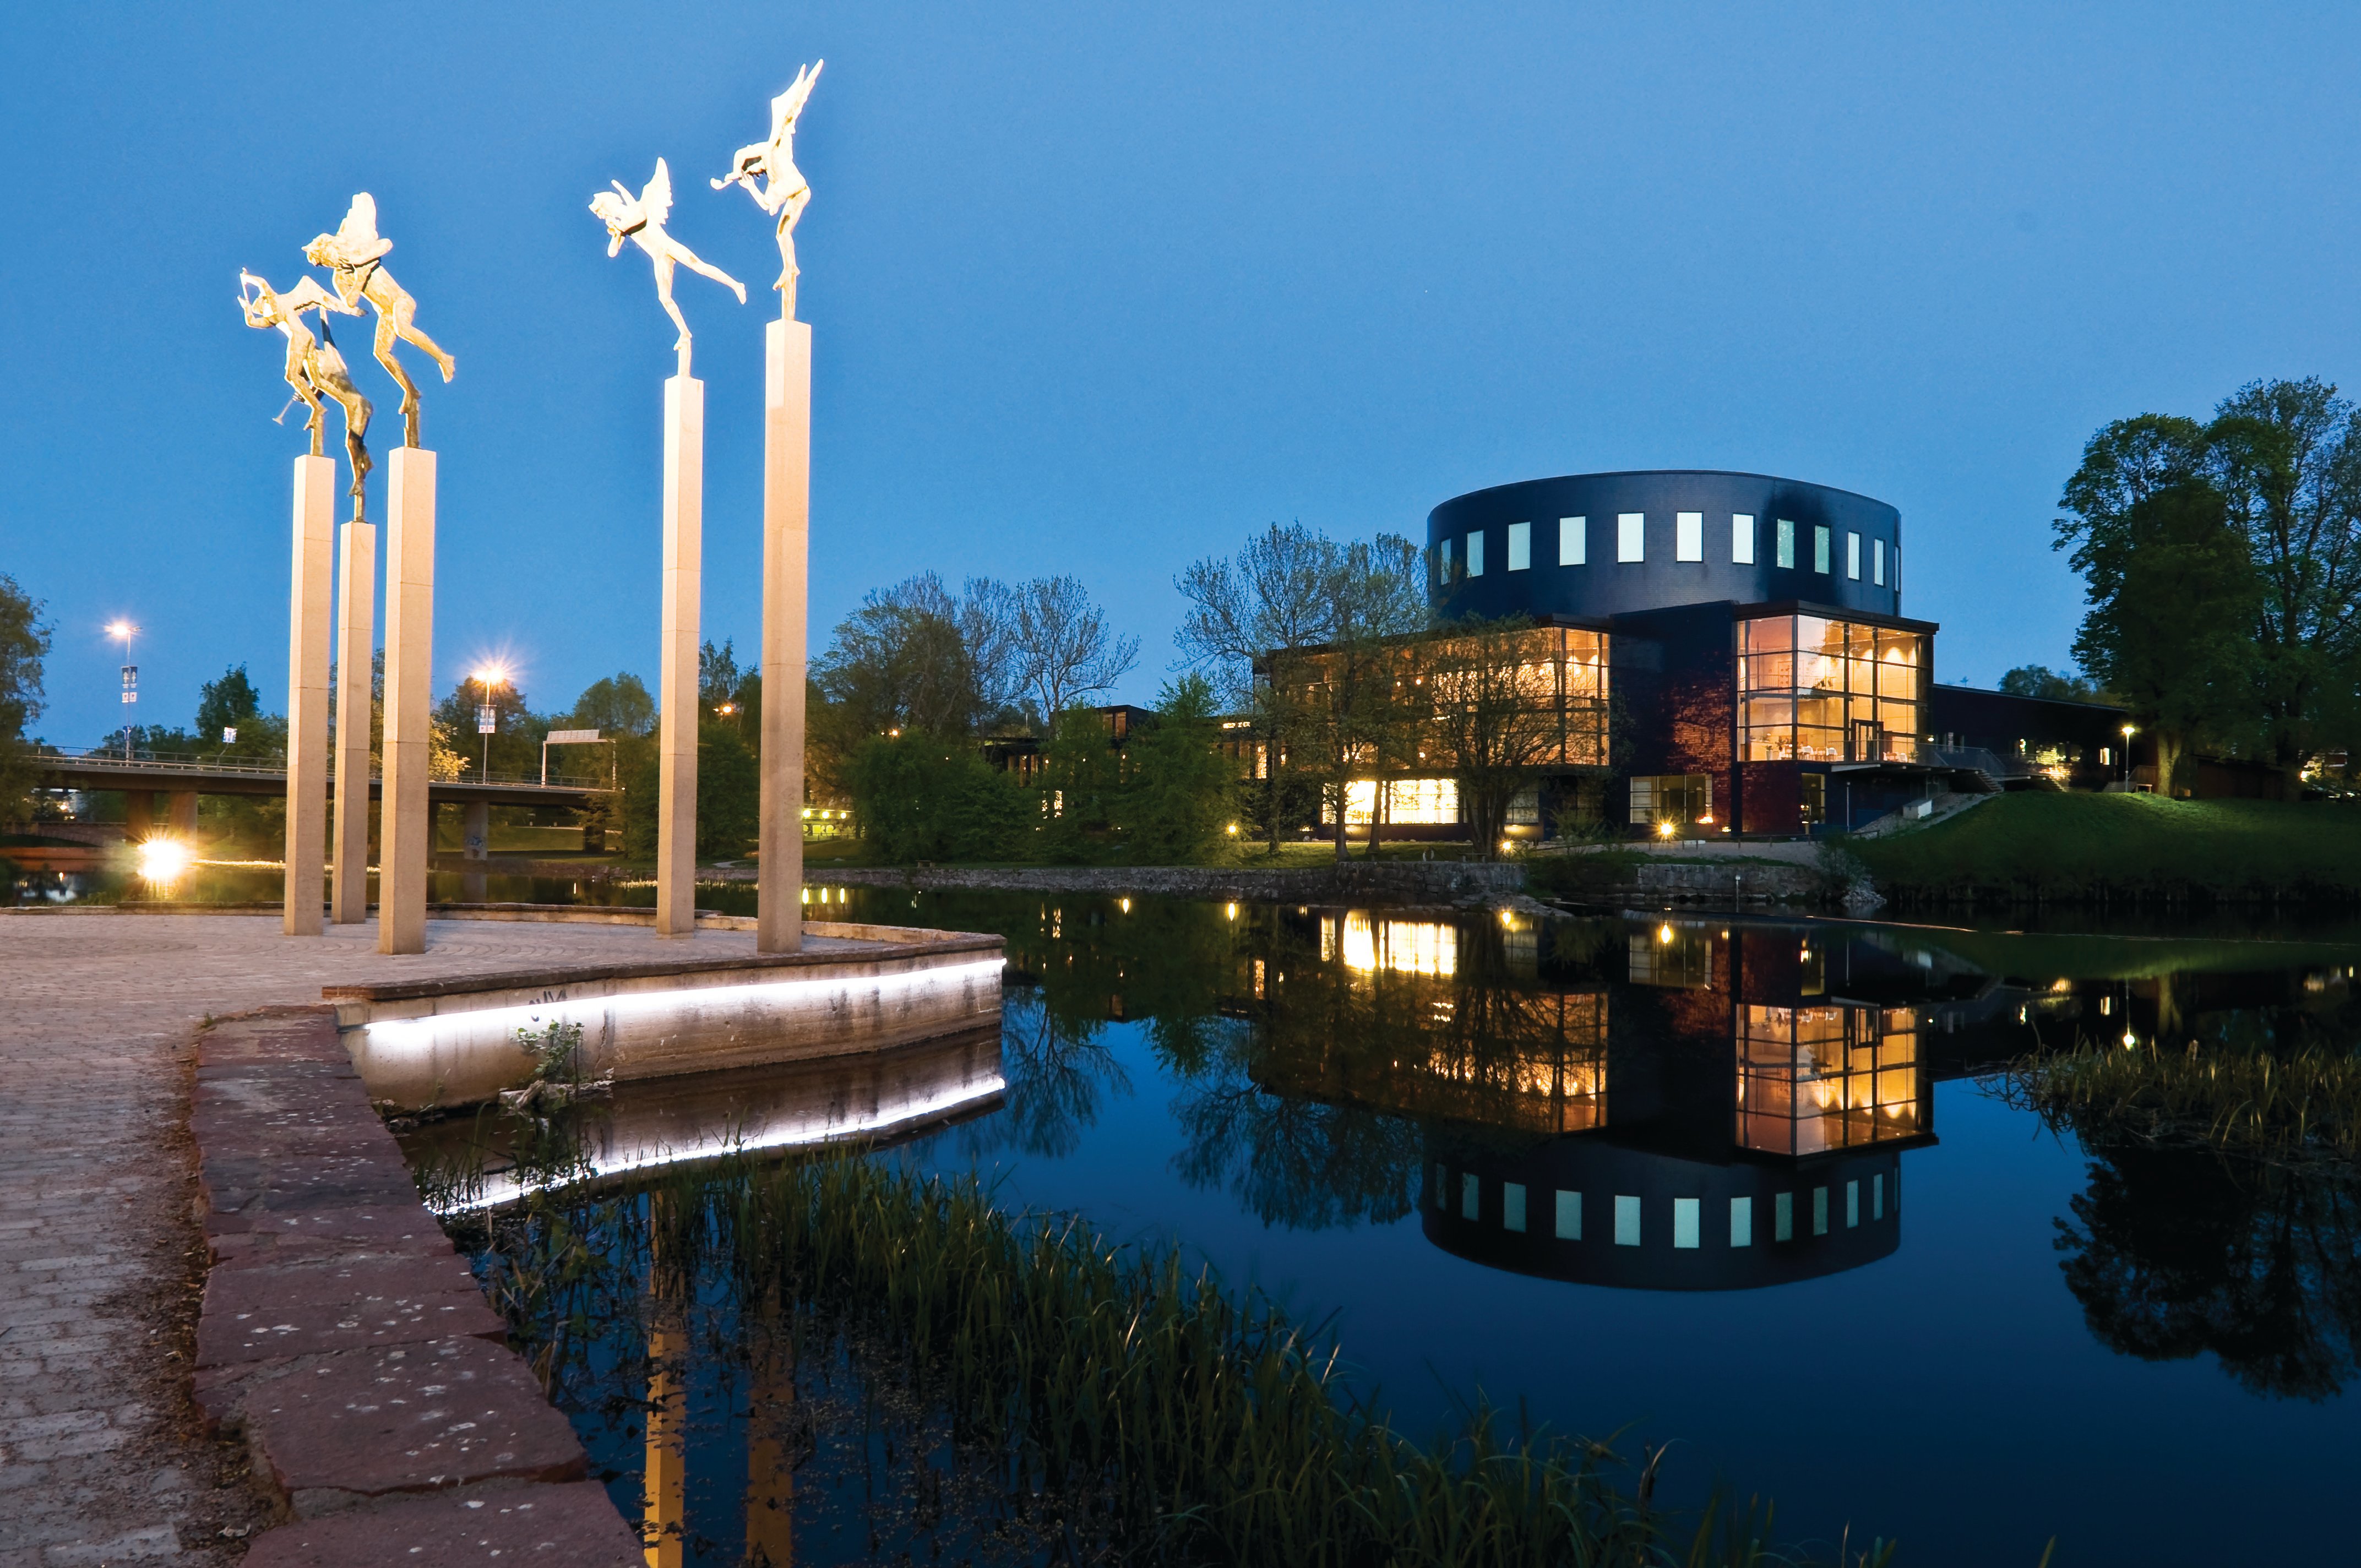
232;1336;589;1511
0;913;738;1564
240;1481;644;1567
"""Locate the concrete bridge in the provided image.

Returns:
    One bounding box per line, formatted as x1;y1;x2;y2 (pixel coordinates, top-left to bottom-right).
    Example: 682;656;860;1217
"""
31;749;611;839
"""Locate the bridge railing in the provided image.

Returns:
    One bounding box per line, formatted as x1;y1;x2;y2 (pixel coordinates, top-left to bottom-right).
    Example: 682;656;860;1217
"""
32;744;612;791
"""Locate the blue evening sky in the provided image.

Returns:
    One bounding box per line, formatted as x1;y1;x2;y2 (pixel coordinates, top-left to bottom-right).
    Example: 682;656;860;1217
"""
3;4;2355;743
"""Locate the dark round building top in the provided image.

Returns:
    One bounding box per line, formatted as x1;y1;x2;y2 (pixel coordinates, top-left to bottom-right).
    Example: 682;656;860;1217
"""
1427;470;1902;623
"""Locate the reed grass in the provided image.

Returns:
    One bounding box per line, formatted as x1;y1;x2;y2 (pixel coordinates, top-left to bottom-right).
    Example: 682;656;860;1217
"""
2000;1039;2361;1165
463;1150;1895;1568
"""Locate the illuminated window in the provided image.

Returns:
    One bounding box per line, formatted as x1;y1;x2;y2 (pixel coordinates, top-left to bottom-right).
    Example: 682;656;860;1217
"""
1730;1195;1753;1247
1555;1189;1581;1239
1503;1182;1527;1232
1466;531;1486;577
1614;1194;1641;1246
1618;513;1645;563
1739;615;1927;767
1736;1003;1924;1156
1344;777;1459;826
1673;1197;1700;1249
1777;518;1796;569
1339;913;1457;977
1676;511;1703;562
1559;516;1585;565
1506;520;1530;571
1629;773;1710;826
1873;538;1886;586
1461;1172;1479;1221
1733;513;1756;565
1814;524;1831;574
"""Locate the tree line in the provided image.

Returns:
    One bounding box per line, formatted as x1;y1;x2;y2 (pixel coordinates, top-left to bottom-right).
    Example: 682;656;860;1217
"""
2058;375;2361;793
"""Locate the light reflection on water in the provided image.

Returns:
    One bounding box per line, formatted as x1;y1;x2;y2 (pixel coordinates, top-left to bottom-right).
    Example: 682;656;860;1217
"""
386;889;2361;1566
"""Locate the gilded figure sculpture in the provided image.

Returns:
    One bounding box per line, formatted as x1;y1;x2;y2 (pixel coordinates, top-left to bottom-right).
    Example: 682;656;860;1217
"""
712;59;823;319
238;270;374;516
304;194;456;448
591;157;747;375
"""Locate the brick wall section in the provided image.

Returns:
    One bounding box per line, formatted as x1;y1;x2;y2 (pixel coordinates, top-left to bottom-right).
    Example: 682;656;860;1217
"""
191;1009;641;1566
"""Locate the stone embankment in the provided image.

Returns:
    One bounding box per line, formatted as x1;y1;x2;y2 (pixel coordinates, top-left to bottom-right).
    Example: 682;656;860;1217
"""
811;861;1527;906
189;1008;640;1565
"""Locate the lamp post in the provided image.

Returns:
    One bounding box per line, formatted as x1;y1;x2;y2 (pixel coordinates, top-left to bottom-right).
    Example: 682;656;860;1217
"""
473;665;509;783
107;620;139;760
2120;723;2136;789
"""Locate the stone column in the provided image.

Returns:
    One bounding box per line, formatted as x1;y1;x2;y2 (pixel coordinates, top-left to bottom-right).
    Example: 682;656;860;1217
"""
331;519;377;923
168;792;198;837
461;799;490;862
656;374;702;939
379;448;436;955
125;793;154;841
284;454;335;935
757;319;810;954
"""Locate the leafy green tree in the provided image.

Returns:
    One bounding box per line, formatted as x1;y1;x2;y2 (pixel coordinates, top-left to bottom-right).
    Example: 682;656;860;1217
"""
2058;383;2361;790
195;665;263;741
0;575;50;823
1998;666;2109;703
846;732;1029;863
1035;707;1118;863
568;673;656;738
695;721;760;861
2068;483;2261;792
1116;675;1234;864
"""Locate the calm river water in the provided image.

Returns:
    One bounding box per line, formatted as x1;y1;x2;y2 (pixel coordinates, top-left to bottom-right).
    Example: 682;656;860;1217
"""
35;864;2354;1562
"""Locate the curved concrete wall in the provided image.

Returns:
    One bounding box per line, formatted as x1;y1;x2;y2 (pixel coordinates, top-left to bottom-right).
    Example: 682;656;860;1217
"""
1428;470;1902;622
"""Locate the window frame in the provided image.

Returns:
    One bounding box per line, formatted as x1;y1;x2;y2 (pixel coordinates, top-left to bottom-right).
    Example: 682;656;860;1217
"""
1559;516;1585;566
1506;520;1531;571
1618;512;1645;563
1776;518;1795;570
1466;530;1486;577
1814;524;1832;574
1675;511;1704;562
1733;513;1756;565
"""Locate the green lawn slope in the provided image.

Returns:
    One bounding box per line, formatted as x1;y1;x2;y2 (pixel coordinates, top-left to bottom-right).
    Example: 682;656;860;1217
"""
1849;791;2361;906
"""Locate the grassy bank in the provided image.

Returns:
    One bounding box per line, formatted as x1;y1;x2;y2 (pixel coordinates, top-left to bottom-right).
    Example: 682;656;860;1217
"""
458;1150;1893;1566
1849;793;2361;907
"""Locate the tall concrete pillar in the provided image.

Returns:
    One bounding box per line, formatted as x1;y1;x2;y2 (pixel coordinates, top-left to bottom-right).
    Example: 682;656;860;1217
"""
167;792;197;835
757;319;809;955
332;519;377;923
379;448;436;955
461;799;489;861
124;793;154;841
284;454;335;935
744;1296;795;1567
656;374;702;939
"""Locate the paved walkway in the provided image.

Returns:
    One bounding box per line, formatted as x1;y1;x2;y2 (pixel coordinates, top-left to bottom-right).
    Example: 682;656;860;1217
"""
0;913;797;1566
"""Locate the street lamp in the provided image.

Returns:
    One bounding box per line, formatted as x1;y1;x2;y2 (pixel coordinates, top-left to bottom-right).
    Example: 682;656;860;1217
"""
107;620;139;760
473;664;509;783
2119;722;2136;788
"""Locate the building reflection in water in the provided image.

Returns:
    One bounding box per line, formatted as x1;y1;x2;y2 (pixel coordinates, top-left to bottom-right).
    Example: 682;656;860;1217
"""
1267;913;1944;1292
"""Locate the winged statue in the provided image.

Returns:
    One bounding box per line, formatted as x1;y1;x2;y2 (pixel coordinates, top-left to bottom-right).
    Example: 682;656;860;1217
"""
591;157;748;375
303;194;454;448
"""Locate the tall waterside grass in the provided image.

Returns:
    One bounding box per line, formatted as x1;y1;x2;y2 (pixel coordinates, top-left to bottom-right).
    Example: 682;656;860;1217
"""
454;1146;1893;1567
2001;1039;2361;1165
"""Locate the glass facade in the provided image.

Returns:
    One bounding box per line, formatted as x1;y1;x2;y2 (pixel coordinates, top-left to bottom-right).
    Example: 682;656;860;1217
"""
1738;614;1925;763
1736;1004;1924;1156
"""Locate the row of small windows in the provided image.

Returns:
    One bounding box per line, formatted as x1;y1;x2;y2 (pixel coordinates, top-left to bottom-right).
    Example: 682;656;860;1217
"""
1434;1164;1890;1246
1440;516;1894;587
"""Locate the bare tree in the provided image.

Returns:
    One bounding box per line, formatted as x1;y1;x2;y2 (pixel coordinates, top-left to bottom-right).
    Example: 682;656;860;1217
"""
1421;620;1566;858
1015;575;1138;720
1287;535;1430;862
958;576;1031;729
1175;523;1344;856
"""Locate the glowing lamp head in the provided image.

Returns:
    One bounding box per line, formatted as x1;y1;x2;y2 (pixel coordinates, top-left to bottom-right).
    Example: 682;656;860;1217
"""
1656;820;1676;839
106;619;137;641
2121;724;2136;739
135;836;193;886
